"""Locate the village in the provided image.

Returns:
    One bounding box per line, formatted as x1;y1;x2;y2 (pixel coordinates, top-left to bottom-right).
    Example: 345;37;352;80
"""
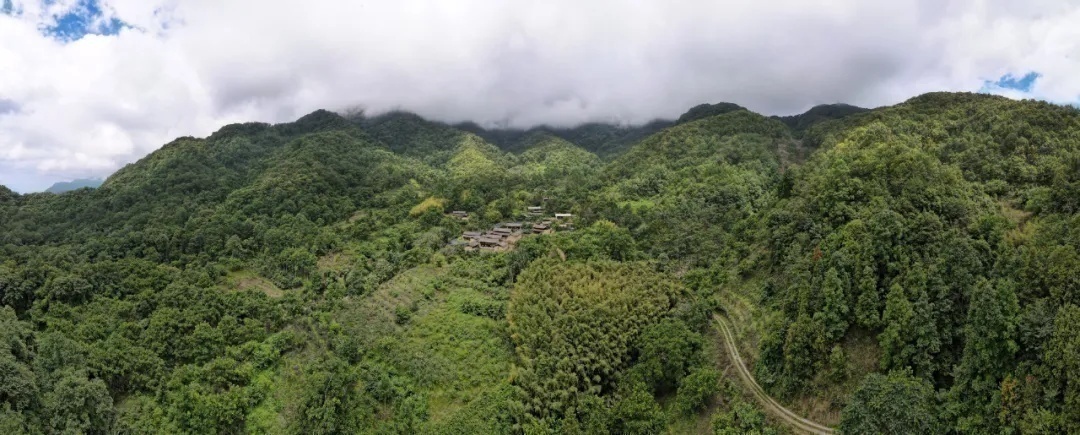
447;205;574;252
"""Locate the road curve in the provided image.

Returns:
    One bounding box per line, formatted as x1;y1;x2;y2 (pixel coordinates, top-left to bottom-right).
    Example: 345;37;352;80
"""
713;314;836;435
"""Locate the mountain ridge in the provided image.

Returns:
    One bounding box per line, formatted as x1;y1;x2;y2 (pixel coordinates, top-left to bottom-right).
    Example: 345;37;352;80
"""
45;178;103;194
2;91;1080;433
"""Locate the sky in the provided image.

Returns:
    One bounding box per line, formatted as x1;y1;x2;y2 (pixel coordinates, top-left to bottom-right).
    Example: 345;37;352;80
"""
2;0;1080;192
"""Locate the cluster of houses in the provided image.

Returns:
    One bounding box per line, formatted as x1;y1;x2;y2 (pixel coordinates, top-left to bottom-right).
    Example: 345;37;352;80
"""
449;206;574;252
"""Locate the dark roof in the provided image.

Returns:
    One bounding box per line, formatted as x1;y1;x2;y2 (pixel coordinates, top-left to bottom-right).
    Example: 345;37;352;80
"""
463;232;482;238
533;223;550;229
504;222;523;228
478;236;502;244
492;228;512;234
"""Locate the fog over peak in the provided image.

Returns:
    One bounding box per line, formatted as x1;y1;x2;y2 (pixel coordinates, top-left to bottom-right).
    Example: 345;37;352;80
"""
2;0;1079;192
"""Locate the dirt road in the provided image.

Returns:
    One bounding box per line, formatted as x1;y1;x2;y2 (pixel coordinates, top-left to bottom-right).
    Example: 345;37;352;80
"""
713;314;836;435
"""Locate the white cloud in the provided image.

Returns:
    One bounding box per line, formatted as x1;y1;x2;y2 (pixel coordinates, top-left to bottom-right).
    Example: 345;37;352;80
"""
1;0;1079;191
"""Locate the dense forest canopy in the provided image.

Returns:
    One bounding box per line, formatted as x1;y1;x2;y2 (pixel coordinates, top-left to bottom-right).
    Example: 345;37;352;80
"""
1;92;1079;434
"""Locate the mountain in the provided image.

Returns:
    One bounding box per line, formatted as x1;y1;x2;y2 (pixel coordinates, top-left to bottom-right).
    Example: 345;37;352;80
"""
674;101;748;124
774;103;869;132
1;93;1079;434
44;178;103;193
457;118;675;159
361;111;468;164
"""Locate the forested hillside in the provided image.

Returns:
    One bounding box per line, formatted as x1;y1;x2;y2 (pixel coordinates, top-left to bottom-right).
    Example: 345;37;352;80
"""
1;93;1078;434
457;119;675;159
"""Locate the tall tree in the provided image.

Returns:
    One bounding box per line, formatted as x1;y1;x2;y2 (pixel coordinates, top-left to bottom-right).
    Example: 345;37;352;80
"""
947;279;1019;432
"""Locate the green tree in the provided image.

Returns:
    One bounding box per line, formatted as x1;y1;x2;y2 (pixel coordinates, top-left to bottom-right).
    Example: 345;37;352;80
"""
636;319;702;394
609;381;664;435
89;334;164;394
947;279;1019;432
0;403;30;435
782;314;825;389
816;267;849;341
675;367;719;415
839;370;941;434
0;307;36;412
878;283;912;371
291;356;366;435
1047;304;1080;432
854;266;881;328
711;398;777;435
827;344;847;382
42;369;114;434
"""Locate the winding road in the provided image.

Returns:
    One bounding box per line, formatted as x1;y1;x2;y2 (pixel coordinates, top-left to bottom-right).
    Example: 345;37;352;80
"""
713;314;836;435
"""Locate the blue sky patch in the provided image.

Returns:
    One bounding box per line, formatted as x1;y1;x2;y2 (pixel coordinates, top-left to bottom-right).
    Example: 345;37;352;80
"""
47;0;128;40
11;0;130;41
983;72;1041;93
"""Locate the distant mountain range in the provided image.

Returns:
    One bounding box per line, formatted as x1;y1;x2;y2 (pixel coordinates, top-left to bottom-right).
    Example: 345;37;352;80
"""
20;103;865;195
45;178;103;193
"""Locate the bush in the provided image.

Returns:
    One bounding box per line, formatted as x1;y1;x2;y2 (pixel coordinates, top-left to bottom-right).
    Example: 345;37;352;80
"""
637;319;703;394
711;399;776;435
610;381;665;435
675;367;720;415
457;296;504;320
394;306;412;325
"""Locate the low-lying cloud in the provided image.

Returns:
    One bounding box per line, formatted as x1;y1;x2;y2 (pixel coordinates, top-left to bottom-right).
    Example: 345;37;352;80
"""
2;0;1079;192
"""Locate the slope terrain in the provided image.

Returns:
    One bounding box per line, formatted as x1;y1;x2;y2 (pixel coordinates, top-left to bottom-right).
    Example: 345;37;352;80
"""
1;93;1078;434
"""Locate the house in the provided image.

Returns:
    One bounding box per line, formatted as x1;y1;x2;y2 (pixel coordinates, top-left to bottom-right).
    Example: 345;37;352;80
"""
504;222;524;230
491;227;513;237
555;213;573;220
450;211;469;219
526;206;544;215
477;236;501;247
478;236;503;247
462;231;482;240
532;223;552;234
